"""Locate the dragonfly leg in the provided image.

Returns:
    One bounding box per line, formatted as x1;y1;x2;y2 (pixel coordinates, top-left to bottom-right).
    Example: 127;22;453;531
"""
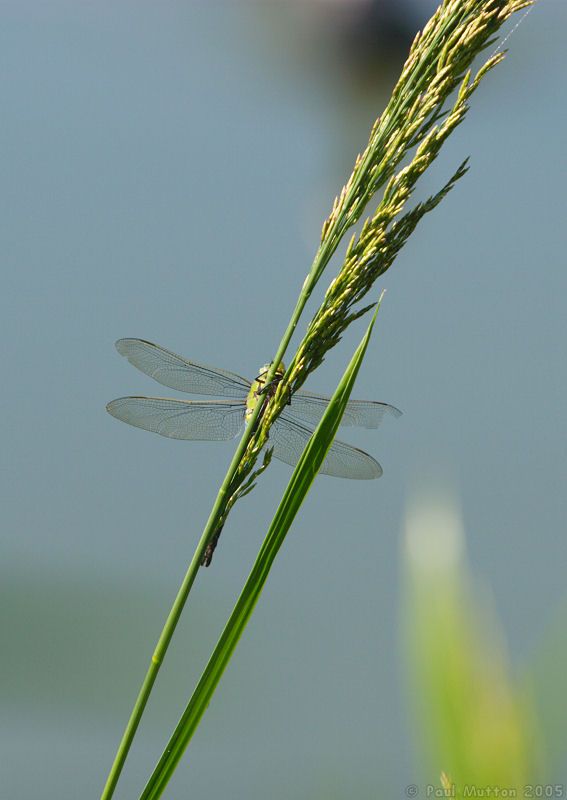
256;377;270;395
257;376;285;397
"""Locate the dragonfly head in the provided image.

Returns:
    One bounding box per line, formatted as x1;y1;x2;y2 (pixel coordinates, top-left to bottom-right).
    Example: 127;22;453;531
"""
257;361;285;381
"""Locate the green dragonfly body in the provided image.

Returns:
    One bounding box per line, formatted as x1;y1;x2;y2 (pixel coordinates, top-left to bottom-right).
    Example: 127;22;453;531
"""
244;362;285;425
106;339;401;479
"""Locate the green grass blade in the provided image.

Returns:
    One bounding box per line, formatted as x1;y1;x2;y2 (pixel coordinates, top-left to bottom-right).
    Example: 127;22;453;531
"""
139;298;383;800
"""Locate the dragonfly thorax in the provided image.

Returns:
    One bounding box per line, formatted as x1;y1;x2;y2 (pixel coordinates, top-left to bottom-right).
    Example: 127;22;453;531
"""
244;361;285;424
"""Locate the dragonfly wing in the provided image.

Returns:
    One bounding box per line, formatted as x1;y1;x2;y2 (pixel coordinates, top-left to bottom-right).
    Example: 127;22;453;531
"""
106;397;245;440
270;415;382;480
290;390;402;429
115;338;251;397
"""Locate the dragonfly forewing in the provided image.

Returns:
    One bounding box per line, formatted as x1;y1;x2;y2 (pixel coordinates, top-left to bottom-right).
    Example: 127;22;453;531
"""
289;390;402;429
115;339;251;397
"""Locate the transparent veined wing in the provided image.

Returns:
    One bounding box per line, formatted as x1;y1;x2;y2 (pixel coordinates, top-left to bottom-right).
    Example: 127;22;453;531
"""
269;414;382;480
115;339;251;397
106;397;246;440
289;389;402;429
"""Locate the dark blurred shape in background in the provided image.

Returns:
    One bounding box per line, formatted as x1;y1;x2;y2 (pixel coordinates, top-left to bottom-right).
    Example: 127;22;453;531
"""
258;0;437;88
299;0;436;77
250;0;438;230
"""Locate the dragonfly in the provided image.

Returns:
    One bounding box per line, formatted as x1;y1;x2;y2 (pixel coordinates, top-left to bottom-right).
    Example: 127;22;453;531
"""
106;338;402;480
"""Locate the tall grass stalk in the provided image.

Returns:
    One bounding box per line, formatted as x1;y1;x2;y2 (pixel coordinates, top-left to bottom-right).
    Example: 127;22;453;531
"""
100;2;534;798
139;303;383;799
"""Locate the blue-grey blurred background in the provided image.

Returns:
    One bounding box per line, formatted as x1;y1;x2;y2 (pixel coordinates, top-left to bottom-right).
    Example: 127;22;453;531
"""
2;1;565;797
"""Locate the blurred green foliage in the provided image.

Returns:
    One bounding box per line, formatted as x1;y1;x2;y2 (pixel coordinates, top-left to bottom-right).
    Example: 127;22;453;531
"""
404;494;545;798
